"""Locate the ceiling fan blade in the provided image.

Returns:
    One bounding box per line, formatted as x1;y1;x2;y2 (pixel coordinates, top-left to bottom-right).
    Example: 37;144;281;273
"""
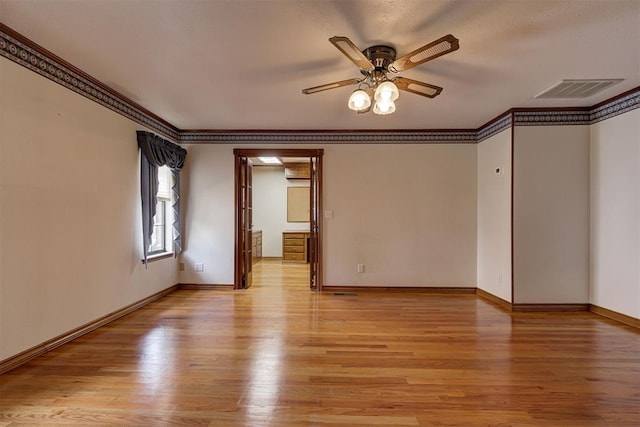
301;78;362;95
329;36;375;71
393;77;443;98
388;34;459;73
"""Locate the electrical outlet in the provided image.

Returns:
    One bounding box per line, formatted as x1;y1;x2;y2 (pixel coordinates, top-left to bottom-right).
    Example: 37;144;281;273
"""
195;263;204;272
179;262;185;271
357;264;365;273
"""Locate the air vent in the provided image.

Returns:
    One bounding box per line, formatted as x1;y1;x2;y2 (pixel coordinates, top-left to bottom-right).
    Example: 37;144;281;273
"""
535;79;623;99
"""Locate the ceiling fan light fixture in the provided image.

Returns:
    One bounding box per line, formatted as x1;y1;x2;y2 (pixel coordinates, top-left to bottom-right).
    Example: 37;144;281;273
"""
302;34;459;116
374;81;399;102
348;89;371;111
373;100;396;115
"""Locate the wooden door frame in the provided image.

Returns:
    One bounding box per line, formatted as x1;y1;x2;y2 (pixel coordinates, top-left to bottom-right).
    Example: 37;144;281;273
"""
233;148;324;291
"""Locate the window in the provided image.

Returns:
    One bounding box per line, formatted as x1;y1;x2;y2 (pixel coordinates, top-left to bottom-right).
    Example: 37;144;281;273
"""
148;165;173;255
137;131;186;264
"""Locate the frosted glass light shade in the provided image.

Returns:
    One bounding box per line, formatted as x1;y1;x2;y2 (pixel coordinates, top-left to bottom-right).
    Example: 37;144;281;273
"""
348;89;371;111
374;81;399;102
373;100;396;115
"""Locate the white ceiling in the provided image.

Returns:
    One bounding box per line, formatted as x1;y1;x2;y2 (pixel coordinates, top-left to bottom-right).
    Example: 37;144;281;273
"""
1;0;638;131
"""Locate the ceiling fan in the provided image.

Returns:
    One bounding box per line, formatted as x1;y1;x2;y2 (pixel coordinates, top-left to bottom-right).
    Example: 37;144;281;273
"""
302;34;459;115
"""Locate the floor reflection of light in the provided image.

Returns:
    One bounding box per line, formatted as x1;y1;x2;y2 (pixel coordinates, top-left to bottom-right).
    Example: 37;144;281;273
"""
246;333;283;418
138;326;175;395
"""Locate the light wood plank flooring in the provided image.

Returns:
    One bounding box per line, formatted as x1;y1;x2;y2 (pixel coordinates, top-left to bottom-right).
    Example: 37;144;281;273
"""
1;259;639;426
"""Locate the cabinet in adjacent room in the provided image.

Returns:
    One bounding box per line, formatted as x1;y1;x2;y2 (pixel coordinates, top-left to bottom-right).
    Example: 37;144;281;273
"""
252;230;262;263
282;231;310;263
284;163;310;179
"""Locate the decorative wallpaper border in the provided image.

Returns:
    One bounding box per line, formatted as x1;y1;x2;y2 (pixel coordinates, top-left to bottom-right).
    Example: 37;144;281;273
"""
590;90;640;124
512;110;591;126
1;24;638;145
477;114;512;142
511;88;639;127
179;131;477;144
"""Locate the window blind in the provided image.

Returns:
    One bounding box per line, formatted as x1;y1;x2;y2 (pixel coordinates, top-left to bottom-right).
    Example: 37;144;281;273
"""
157;166;172;200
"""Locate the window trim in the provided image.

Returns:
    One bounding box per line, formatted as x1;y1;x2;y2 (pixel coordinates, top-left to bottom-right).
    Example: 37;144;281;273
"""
141;251;173;264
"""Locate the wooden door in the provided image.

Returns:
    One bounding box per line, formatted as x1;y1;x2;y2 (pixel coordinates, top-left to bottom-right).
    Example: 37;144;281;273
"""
236;157;253;289
234;148;323;291
309;156;322;290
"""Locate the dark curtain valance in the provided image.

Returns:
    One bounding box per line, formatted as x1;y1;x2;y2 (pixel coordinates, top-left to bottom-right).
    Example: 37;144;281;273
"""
137;131;187;170
137;131;187;265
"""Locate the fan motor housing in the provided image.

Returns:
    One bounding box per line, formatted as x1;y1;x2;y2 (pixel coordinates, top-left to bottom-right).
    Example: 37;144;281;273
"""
362;45;396;72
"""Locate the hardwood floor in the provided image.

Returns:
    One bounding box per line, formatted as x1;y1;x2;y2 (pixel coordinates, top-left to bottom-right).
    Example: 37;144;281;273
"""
1;259;639;426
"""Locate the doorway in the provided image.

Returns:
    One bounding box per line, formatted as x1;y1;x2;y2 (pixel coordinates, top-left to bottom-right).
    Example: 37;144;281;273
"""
234;148;324;291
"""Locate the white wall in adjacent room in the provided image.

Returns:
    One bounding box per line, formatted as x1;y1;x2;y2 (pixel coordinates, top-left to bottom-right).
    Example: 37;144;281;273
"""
252;166;309;257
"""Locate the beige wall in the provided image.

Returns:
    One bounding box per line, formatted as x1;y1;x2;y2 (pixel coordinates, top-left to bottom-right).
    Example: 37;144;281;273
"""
0;60;178;361
477;129;512;301
178;144;234;284
513;125;590;304
179;143;478;287
323;144;477;287
590;109;640;318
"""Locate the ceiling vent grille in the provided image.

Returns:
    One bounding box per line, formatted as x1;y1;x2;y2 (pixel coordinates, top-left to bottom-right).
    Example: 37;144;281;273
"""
535;79;623;99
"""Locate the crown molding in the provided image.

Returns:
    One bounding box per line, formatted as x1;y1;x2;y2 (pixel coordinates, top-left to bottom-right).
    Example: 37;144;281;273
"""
1;24;638;145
